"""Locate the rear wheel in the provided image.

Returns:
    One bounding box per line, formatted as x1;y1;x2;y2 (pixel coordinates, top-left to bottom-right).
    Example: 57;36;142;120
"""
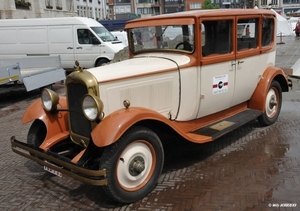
258;80;282;126
99;126;164;203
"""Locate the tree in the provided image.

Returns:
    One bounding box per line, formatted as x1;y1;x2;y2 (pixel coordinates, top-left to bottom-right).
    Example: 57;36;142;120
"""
203;0;220;9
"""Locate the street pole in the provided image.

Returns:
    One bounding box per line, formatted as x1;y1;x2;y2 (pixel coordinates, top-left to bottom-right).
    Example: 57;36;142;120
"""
114;0;116;20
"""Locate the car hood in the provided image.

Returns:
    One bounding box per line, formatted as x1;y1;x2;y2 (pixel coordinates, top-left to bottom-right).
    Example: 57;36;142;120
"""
87;53;191;83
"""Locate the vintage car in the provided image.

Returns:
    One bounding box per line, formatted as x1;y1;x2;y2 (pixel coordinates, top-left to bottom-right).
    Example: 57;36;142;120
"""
11;9;291;203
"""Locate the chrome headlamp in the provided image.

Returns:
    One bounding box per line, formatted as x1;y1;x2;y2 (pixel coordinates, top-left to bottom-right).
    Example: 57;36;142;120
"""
82;94;103;121
41;88;59;111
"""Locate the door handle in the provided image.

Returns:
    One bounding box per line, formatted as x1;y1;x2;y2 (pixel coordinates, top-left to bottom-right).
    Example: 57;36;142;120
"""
67;47;73;49
231;60;244;66
76;47;82;49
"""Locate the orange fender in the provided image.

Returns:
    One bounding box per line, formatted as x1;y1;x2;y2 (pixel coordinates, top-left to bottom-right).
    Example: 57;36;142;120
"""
91;107;170;147
249;66;288;111
22;96;69;150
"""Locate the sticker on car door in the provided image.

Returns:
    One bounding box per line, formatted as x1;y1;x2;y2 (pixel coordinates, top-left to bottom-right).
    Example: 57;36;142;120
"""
212;74;228;95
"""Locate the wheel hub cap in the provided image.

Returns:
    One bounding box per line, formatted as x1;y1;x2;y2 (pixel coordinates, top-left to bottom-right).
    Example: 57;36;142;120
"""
129;156;145;176
269;97;277;109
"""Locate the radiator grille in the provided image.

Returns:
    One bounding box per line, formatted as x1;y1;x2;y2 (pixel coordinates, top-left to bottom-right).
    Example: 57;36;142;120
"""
67;83;91;138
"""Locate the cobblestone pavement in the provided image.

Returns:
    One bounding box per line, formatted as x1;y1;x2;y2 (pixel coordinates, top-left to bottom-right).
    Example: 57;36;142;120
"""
275;35;300;70
0;36;300;211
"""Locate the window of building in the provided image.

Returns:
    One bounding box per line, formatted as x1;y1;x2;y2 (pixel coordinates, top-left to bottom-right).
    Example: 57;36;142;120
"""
137;0;152;2
261;0;267;5
190;3;202;9
137;7;152;14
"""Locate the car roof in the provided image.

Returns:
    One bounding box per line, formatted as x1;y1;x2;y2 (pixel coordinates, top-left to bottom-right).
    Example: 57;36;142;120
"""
125;9;276;28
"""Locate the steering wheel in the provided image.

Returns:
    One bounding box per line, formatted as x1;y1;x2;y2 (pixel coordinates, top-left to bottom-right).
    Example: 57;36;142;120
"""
175;41;192;51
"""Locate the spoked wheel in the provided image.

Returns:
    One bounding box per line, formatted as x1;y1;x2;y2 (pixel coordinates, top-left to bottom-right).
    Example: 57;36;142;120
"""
99;126;164;203
258;80;282;126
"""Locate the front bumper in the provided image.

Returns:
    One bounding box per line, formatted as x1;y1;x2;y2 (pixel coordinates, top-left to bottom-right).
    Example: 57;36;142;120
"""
11;136;107;186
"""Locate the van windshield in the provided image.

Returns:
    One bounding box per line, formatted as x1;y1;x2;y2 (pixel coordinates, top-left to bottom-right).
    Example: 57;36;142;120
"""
127;25;194;53
91;27;117;42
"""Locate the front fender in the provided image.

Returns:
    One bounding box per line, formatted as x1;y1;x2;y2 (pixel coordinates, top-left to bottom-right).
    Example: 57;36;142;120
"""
22;96;69;149
249;66;288;111
91;107;169;147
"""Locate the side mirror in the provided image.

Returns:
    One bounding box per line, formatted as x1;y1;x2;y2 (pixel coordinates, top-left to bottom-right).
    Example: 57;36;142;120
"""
92;37;101;45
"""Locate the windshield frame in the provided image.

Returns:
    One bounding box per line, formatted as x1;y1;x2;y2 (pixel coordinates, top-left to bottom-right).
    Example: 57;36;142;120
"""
127;24;195;54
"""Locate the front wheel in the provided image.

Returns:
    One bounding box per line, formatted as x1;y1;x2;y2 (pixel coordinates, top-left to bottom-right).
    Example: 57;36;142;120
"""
96;58;109;66
27;120;46;157
257;80;282;126
99;126;164;203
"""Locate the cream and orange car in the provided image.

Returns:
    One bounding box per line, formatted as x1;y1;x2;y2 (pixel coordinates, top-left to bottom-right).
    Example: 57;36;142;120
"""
12;9;291;203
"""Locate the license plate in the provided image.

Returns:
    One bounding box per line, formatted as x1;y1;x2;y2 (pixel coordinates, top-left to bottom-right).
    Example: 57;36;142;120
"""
44;166;63;178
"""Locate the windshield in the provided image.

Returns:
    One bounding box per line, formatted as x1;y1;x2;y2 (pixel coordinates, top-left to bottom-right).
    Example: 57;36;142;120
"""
128;24;194;53
91;27;117;42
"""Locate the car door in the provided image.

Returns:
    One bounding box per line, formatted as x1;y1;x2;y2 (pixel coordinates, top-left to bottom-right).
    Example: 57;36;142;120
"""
197;18;236;118
231;16;262;106
75;28;101;68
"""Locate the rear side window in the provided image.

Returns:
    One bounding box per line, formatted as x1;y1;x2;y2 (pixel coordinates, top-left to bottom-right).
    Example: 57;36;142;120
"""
201;20;233;56
262;18;274;47
237;18;259;51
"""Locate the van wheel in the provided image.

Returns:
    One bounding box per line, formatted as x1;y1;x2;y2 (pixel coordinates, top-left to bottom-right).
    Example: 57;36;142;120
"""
99;126;164;203
27;120;46;157
96;59;109;66
258;80;282;126
175;41;192;51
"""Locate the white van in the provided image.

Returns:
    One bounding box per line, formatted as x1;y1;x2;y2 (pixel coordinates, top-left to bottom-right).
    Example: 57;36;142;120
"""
110;31;128;46
0;17;126;71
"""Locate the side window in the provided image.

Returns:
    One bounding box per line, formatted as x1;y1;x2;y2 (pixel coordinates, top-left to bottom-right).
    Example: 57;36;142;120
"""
262;18;274;47
202;20;232;56
237;18;258;51
77;29;94;44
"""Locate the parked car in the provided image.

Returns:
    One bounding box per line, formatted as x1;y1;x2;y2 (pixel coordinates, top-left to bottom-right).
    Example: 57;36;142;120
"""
11;9;291;204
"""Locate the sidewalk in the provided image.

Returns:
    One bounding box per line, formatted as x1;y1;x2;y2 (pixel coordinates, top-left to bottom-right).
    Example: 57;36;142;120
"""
275;35;300;72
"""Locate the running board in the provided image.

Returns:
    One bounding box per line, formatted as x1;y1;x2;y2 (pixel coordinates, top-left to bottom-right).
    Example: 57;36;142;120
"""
189;109;262;141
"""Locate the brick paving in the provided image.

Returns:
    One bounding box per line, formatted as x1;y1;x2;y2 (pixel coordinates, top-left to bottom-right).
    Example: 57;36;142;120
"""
1;36;300;210
2;100;300;210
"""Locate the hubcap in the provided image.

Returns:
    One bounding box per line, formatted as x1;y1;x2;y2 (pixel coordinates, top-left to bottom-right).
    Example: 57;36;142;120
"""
269;97;277;109
129;156;145;176
266;88;278;118
116;141;155;190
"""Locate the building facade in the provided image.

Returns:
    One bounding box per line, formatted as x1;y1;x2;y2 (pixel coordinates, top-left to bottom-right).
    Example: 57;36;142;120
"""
0;0;77;19
2;0;300;20
135;0;162;16
76;0;108;20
